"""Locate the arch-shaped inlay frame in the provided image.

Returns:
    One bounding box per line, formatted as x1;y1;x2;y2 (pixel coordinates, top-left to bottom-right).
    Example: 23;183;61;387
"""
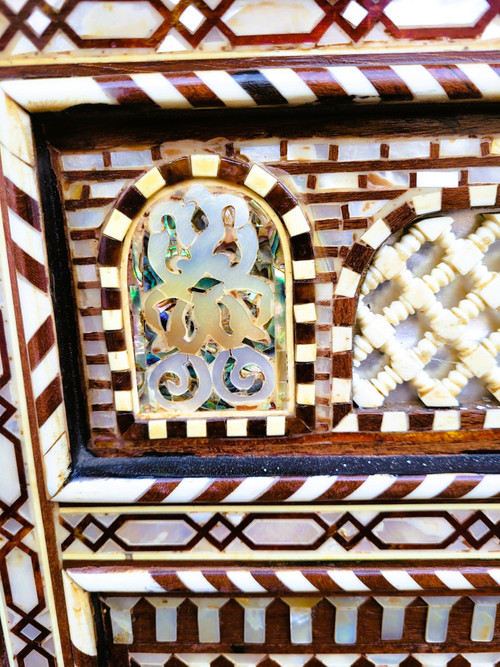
332;186;500;432
97;154;317;443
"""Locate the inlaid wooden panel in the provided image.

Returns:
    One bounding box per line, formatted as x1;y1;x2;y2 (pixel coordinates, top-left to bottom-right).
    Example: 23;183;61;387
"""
0;29;499;666
36;107;500;462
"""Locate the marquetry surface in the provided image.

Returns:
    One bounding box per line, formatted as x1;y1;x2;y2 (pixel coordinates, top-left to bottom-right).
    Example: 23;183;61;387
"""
0;216;57;663
6;84;500;663
57;505;500;561
0;0;497;61
50;127;500;450
1;38;500;667
99;594;500;652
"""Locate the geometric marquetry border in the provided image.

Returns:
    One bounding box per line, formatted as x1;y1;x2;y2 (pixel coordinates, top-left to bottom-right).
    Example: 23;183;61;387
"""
0;92;71;666
56;504;500;560
97;154;316;442
53;472;500;504
0;249;61;666
0;4;498;57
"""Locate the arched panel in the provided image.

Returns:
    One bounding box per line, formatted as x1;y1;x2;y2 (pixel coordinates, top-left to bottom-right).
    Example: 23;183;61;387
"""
332;186;500;434
97;155;317;445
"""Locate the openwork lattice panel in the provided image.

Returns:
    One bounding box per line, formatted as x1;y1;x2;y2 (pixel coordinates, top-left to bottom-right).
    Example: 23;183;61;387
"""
354;211;500;411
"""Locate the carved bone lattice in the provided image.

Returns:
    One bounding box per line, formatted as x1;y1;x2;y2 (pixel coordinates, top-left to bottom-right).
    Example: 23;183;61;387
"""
353;213;500;409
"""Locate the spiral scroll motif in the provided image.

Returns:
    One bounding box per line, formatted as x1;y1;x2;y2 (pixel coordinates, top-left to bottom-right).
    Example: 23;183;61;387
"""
146;354;212;413
212;347;275;405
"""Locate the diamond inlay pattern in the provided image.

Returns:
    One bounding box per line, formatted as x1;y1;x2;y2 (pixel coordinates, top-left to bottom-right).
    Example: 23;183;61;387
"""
0;0;497;57
0;255;56;664
59;509;500;556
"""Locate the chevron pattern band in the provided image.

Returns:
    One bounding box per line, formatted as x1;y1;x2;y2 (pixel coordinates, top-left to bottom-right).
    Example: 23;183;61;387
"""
3;62;500;113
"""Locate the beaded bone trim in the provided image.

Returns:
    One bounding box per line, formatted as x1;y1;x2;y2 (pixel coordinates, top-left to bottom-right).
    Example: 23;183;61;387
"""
353;213;500;409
